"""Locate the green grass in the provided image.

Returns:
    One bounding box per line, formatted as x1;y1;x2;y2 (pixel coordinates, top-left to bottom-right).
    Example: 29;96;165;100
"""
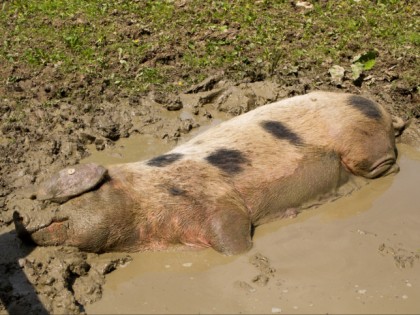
0;0;418;93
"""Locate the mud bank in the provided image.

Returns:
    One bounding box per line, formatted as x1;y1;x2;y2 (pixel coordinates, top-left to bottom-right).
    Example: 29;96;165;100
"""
86;144;420;314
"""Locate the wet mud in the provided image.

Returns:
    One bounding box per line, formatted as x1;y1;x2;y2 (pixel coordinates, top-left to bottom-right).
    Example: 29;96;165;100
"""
86;144;420;314
0;80;287;314
1;78;419;314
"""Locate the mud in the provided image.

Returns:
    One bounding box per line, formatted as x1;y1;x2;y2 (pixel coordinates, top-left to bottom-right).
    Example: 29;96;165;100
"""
1;77;419;314
85;144;420;314
0;81;290;314
1;1;419;312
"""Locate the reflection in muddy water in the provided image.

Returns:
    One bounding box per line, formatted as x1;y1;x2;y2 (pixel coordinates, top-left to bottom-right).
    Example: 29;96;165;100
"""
85;137;420;314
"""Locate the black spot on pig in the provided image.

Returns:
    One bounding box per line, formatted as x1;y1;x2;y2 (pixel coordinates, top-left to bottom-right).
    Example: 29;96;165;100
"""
261;120;303;145
147;153;183;167
206;148;249;174
347;95;382;120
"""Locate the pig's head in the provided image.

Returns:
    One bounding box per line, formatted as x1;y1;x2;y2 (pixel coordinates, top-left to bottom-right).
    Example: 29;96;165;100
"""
13;163;140;253
338;95;410;179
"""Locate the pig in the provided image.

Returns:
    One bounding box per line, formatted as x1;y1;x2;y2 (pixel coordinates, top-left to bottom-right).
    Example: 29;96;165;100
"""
13;92;409;255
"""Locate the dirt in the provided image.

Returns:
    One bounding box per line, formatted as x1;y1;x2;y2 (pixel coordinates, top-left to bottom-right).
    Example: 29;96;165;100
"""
1;2;419;314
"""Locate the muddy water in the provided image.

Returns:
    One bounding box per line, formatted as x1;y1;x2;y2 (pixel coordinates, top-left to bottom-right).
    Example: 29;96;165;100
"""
85;141;420;314
82;108;231;165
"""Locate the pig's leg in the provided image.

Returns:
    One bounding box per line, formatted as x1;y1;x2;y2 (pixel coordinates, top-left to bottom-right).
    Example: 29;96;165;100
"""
208;206;252;255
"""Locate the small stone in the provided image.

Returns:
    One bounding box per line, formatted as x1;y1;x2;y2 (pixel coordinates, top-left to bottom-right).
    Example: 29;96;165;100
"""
295;1;313;9
329;65;345;86
271;307;282;313
67;168;75;175
182;262;192;267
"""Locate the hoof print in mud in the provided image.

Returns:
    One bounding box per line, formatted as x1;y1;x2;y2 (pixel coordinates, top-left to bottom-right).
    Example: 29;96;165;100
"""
250;253;277;287
14;92;409;255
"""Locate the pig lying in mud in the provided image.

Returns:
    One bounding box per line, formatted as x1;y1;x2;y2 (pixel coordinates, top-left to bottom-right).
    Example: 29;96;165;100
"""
14;92;408;255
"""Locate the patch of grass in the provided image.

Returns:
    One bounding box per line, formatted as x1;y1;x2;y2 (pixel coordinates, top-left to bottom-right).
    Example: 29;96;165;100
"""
24;47;65;65
136;67;164;85
0;0;418;93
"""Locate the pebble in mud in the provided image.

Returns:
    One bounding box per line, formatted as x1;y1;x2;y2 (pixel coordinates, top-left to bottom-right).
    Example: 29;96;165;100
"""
182;262;192;267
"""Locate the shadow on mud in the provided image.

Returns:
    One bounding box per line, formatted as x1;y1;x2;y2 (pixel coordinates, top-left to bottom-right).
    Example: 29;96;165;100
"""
0;229;49;315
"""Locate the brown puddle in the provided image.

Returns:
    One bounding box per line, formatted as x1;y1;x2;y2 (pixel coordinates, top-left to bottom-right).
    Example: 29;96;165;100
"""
85;141;420;314
82;107;232;165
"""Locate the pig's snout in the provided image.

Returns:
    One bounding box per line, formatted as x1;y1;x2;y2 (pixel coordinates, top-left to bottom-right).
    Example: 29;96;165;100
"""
13;206;70;246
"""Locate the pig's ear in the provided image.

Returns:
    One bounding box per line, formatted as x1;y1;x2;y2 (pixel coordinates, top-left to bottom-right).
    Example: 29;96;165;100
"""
36;163;108;203
392;116;411;137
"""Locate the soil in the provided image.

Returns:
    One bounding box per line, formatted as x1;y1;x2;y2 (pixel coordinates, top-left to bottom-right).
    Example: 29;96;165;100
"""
1;2;419;314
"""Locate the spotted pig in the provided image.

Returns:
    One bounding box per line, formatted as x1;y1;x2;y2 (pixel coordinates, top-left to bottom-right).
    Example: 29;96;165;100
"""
14;92;409;255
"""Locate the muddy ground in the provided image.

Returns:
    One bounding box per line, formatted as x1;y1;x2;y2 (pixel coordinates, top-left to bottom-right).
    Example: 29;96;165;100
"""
1;79;419;314
1;1;419;314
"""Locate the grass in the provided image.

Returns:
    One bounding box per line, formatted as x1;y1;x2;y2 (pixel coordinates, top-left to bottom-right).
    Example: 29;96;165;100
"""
0;0;418;93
